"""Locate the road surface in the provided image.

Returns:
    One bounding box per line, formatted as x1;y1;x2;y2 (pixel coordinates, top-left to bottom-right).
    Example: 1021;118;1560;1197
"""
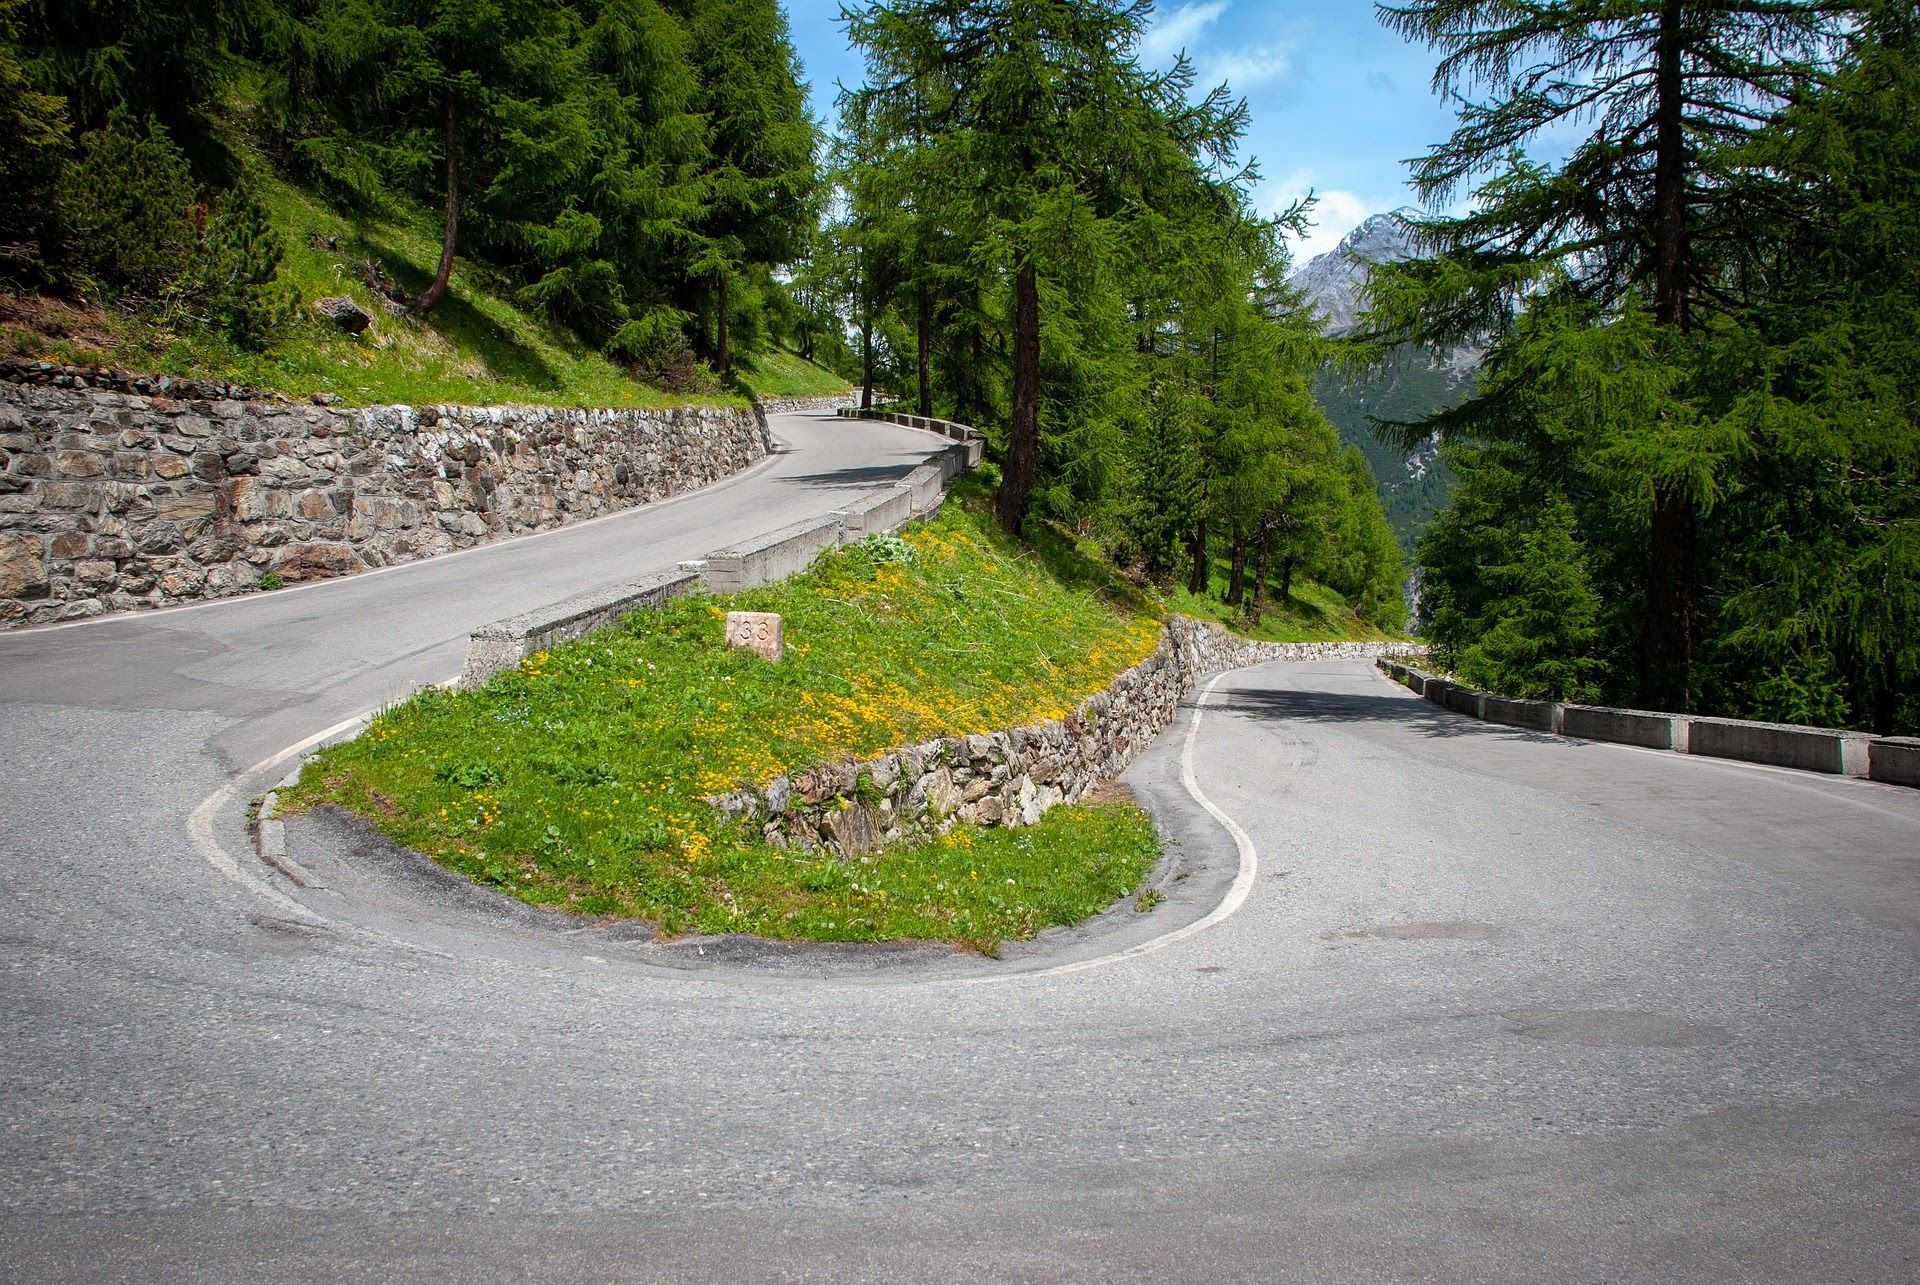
2;409;1916;1281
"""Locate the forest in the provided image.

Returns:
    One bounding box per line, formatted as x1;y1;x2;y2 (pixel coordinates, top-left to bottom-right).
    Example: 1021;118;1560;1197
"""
1367;1;1918;735
5;0;1913;723
0;0;1408;636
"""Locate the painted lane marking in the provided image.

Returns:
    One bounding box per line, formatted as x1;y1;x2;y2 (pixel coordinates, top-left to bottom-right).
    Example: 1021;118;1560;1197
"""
190;668;1266;988
944;669;1260;985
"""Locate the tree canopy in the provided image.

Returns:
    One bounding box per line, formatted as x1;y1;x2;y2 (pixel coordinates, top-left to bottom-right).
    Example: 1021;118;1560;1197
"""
1380;1;1917;731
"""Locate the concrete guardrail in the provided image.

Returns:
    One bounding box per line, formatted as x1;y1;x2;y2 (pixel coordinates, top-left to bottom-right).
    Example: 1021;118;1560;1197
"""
462;569;699;688
837;408;987;469
1381;658;1908;785
1480;694;1558;733
1687;716;1871;777
1870;738;1920;788
1560;704;1690;752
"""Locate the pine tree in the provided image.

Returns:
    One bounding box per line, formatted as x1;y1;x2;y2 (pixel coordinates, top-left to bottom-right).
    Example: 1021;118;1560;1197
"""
1373;0;1858;708
847;0;1246;533
678;0;817;375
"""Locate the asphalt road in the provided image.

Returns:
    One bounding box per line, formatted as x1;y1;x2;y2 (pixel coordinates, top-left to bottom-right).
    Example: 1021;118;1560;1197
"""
3;410;1917;1281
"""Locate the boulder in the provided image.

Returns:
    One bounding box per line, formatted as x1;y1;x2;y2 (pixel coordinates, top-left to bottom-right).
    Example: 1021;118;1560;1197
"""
313;296;372;335
270;541;364;582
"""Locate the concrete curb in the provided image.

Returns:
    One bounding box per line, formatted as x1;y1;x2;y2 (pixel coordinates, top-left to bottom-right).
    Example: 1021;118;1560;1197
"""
252;764;327;889
1382;658;1906;785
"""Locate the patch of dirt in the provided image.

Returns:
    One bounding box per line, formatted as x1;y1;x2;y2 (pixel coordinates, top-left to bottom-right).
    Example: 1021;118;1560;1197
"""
0;289;126;360
1080;779;1139;807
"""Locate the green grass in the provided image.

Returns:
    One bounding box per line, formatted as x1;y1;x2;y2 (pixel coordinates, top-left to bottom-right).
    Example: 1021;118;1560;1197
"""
3;174;746;411
735;347;852;400
1167;571;1398;643
287;501;1165;945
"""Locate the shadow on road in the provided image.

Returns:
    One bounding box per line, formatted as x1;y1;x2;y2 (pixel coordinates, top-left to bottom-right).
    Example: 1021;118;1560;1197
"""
1213;682;1565;746
778;464;919;488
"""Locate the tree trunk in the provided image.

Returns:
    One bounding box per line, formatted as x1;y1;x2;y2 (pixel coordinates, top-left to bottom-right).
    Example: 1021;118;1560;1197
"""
1280;554;1296;605
715;270;731;376
860;316;873;411
996;255;1041;534
916;283;932;417
1186;506;1209;595
1249;517;1271;620
1652;0;1688;332
1639;0;1697;709
1639;486;1696;710
1226;528;1247;606
411;95;459;314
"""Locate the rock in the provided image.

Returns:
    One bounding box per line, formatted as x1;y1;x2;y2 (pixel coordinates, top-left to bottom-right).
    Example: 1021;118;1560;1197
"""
313;296;372;335
959;796;1004;826
822;801;881;855
0;533;47;598
270;541;363;582
223;451;260;476
914;767;960;819
53;449;105;478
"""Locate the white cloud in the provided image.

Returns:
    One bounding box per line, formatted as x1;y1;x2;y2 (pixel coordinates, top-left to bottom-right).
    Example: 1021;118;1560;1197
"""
1258;172;1390;265
1199;43;1291;91
1141;0;1230;66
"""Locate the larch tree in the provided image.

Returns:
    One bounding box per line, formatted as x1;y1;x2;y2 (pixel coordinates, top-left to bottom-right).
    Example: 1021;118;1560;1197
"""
1371;0;1860;708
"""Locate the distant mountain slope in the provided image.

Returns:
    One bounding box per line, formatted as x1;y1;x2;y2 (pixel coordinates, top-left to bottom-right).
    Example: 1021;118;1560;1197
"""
1293;212;1475;551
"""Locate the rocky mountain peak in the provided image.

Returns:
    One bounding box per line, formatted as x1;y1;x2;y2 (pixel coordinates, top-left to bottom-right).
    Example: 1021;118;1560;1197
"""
1290;208;1422;336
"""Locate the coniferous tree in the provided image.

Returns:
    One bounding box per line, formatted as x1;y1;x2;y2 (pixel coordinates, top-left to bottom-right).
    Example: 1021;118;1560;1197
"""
1372;0;1859;708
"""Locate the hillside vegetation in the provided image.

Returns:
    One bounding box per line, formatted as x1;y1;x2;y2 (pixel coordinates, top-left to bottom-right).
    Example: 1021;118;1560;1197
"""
0;0;842;409
0;0;1407;637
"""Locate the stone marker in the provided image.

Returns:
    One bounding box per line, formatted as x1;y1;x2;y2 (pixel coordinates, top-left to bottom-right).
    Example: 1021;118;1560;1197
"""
725;610;783;662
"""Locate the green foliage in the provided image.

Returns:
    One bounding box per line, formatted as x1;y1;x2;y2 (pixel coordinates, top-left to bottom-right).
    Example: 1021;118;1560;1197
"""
55;109;197;297
186;175;299;349
1450;502;1603;703
1378;0;1916;730
0;0;68;261
288;502;1167;943
830;0;1407;632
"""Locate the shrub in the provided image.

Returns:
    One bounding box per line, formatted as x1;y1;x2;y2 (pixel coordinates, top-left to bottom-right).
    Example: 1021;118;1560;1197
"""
55;109;197;298
185;175;298;349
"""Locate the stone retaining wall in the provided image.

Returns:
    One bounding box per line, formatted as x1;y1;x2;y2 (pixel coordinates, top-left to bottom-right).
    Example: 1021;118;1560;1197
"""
0;381;767;625
756;393;858;416
710;619;1419;856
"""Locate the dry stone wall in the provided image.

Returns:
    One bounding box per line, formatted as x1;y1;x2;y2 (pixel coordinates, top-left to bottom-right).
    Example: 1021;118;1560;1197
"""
755;393;857;416
0;380;767;625
709;618;1420;855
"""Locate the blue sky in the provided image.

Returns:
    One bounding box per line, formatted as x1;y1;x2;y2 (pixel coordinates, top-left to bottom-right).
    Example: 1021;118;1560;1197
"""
779;0;1464;265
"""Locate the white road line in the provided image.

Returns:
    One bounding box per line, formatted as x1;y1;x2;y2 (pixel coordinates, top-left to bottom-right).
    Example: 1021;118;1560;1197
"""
191;665;1268;988
945;669;1259;985
184;678;462;920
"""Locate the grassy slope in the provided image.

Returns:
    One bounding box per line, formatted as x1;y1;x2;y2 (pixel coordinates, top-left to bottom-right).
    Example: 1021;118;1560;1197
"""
732;347;852;400
290;500;1164;946
1;171;849;411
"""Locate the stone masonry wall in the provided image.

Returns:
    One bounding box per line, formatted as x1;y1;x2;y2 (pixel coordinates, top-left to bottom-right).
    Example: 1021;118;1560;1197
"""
709;617;1421;855
755;392;857;416
0;380;768;625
